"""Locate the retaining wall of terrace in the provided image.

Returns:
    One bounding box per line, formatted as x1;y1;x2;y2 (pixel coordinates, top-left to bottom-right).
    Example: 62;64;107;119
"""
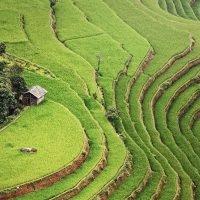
178;91;200;118
190;111;200;128
165;77;200;113
152;58;200;108
50;142;109;200
53;151;108;200
127;165;153;200
97;153;133;200
140;38;195;104
125;48;154;104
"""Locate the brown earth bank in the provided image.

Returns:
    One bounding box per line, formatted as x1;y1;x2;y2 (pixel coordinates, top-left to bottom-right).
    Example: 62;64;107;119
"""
140;38;195;104
190;111;200;128
127;166;153;200
152;57;200;108
54;150;108;200
97;153;133;200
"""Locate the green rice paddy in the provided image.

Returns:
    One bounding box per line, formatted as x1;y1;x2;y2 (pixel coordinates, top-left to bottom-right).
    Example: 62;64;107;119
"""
0;100;85;190
0;0;200;199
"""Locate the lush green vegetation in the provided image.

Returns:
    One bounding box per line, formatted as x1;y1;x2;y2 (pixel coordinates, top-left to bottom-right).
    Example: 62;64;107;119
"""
0;0;200;199
0;100;85;189
192;115;200;142
0;56;27;124
179;97;200;156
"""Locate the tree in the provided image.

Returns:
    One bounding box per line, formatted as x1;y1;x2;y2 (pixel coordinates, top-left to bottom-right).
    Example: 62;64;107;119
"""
0;43;6;55
0;87;16;123
0;61;27;124
10;75;27;96
50;0;56;7
106;107;119;122
10;64;23;75
0;61;6;72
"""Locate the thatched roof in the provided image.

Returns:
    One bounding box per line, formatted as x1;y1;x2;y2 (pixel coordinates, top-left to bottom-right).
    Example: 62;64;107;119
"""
26;86;47;98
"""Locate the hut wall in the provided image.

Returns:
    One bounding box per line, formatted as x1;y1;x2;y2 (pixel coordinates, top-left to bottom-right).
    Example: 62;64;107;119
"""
37;96;44;104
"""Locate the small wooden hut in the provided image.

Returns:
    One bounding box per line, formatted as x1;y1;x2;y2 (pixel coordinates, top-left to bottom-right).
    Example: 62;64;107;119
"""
23;86;47;106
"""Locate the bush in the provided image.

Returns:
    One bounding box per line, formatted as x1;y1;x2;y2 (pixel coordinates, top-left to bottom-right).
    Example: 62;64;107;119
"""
0;87;16;123
10;64;23;75
0;43;6;55
50;0;56;7
10;75;27;95
0;60;27;124
0;61;6;72
106;107;119;122
14;108;21;116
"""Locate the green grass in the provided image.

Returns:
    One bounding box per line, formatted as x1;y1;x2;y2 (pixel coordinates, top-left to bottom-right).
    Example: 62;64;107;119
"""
105;1;196;198
54;0;149;108
15;71;106;200
192;115;200;142
165;0;178;16
180;0;198;20
179;98;200;155
72;0;150;75
158;0;168;11
135;41;199;195
0;1;129;199
172;0;188;18
54;1;158;198
139;45;199;200
54;0;102;41
154;68;200;199
0;10;27;43
0;0;100;98
166;83;200;165
70;99;127;200
114;75;166;200
15;67;127;200
53;4;132;197
66;34;128;108
104;0;190;75
129;74;182;200
153;0;199;20
105;0;200;198
1;0;200;199
59;2;158;198
0;100;85;190
191;0;200;20
62;1;165;198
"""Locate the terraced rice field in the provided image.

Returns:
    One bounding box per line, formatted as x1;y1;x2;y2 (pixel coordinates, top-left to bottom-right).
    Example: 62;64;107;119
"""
0;0;199;199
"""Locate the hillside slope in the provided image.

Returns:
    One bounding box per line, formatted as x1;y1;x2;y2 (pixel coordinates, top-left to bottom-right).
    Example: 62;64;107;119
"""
0;0;199;199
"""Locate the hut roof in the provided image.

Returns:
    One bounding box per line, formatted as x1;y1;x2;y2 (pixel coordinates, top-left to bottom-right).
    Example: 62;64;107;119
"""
26;86;47;98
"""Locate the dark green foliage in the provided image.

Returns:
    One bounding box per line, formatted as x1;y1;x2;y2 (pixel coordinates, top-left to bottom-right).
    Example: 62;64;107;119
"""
107;107;119;123
10;64;23;75
0;43;6;54
0;61;6;72
0;61;27;123
10;76;27;95
0;87;16;123
50;0;56;7
93;92;97;100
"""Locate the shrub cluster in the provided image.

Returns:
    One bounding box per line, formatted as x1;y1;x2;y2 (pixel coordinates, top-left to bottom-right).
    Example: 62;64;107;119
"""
0;49;27;123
